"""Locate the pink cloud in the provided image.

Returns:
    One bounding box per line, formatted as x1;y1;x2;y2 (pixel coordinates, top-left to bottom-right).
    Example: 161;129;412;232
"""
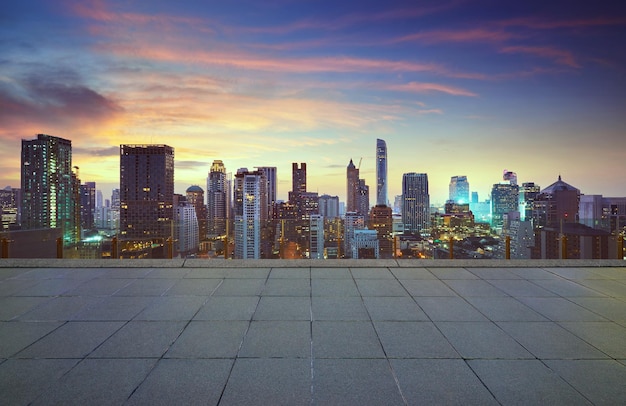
498;16;626;30
391;28;519;44
384;82;477;97
500;46;580;68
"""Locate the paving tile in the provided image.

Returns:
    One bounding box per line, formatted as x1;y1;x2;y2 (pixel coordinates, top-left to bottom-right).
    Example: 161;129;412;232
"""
310;267;352;278
183;268;227;278
0;268;26;280
212;278;266;296
436;321;534;359
113;278;178;296
133;296;206;320
414;297;488;321
194;296;259;321
576;279;626;298
239;321;311;358
311;278;359;296
530;278;606;297
311;297;369;321
509;267;562;279
13;278;85;296
66;277;133;295
355;279;408;296
518;297;608;322
545;360;626;405
467;267;523;280
350;267;395;279
165;321;248;358
313;359;404;405
263;278;311;296
221;358;311;405
269;267;310;279
165;278;222;296
73;296;156;321
400;279;458;297
0;321;62;357
390;267;436;279
488;279;558;297
145;267;190;278
0;296;51;321
17;321;124;358
0;279;39;296
127;359;233;405
427;267;478;280
90;321;186;358
558;322;626;358
544;267;602;280
222;268;270;278
392;359;498;405
363;296;428;321
253;296;311;320
32;358;156;406
98;267;153;278
17;296;104;321
568;297;626;323
498;322;609;359
445;279;508;297
0;359;79;405
313;321;384;358
374;321;459;358
468;359;592;405
464;297;548;322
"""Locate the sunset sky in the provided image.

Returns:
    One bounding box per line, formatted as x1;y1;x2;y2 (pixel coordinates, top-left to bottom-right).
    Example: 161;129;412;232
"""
1;0;625;204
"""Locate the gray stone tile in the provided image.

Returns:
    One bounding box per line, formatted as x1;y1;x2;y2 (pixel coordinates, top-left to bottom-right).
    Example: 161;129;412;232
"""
222;268;270;278
400;279;458;297
414;297;488;321
134;296;206;321
427;267;478;280
436;321;534;359
90;321;186;358
263;278;311;296
488;279;558;297
545;360;626;405
127;359;233;405
311;278;359;296
392;359;498;405
0;296;51;321
14;278;85;296
577;279;626;297
313;321;384;358
113;278;178;296
17;296;103;321
374;321;459;358
183;268;227;278
165;278;222;296
145;267;190;278
165;321;248;358
66;277;133;296
0;359;79;405
363;296;428;321
468;359;592;405
194;296;259;321
464;297;548;322
99;267;153;278
466;267;522;279
390;267;436;279
498;322;609;359
0;321;62;357
313;359;404;405
73;296;156;321
509;267;562;279
213;278;266;296
531;278;606;297
0;279;38;296
559;322;626;358
239;321;311;358
355;279;408;296
350;267;395;279
17;321;124;358
269;267;310;279
311;267;352;278
221;358;311;405
253;296;311;320
32;358;156;406
544;267;602;280
0;268;26;280
311;297;369;321
569;297;626;323
445;280;508;297
518;297;608;322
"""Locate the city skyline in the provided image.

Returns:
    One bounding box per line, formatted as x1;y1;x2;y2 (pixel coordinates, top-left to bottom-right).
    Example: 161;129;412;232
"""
1;1;625;203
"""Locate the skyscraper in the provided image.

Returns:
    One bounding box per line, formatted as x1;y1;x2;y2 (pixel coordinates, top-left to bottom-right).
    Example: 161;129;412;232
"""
449;176;470;204
234;168;267;259
255;166;277;218
207;160;227;236
491;183;519;228
369;205;393;258
175;199;199;256
292;163;306;195
80;181;96;230
21;134;79;246
402;173;430;235
186;185;207;242
532;175;580;228
119;144;174;241
346;159;359;213
318;194;340;218
376;138;387;206
357;179;370;218
519;182;540;222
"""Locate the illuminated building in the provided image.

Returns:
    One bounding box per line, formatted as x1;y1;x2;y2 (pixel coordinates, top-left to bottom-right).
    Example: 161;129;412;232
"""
255;166;277;218
119;144;174;242
0;187;20;230
80;181;96;230
519;182;540;222
503;169;518;185
344;212;365;258
402;173;430;235
233;168;267;259
376;138;387;206
186;185;207;242
21;134;79;246
346;159;359;213
352;229;379;259
309;214;324;259
579;195;626;232
449;176;470;204
369;205;393;258
292;163;306;195
532;176;580;228
491;183;519;229
357;179;370;218
207;160;228;237
175;199;199;257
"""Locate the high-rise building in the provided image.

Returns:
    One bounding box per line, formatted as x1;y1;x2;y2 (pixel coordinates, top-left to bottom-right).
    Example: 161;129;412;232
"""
491;183;519;228
346;159;359;213
207;160;227;237
344;212;365;258
319;194;340;218
503;170;518;185
352;229;379;259
292;163;306;195
255;166;277;218
369;205;393;258
0;186;20;231
309;214;324;259
532;175;580;228
357;179;370;217
519;182;540;222
449;176;470;204
376;139;387;206
233;168;267;259
402;173;430;235
579;195;626;232
21;134;79;246
119;144;174;241
186;185;207;242
80;181;96;230
175;199;199;256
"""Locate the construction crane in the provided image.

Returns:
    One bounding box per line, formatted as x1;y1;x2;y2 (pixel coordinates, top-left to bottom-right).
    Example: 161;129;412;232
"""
358;157;362;170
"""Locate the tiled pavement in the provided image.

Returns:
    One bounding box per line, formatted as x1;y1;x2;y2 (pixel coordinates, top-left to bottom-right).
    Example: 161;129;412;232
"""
0;260;625;405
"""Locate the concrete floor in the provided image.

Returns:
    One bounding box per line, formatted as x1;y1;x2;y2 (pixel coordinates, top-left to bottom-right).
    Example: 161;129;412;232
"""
0;260;625;405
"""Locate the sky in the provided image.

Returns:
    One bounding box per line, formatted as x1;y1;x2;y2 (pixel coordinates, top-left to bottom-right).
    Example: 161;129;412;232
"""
1;0;625;205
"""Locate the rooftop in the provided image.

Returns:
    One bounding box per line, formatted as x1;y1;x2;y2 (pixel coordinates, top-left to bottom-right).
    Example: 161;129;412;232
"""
1;259;625;405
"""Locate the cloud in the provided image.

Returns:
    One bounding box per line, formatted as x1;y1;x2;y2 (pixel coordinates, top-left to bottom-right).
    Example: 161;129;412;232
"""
499;46;580;68
384;82;477;96
498;16;626;30
73;146;120;157
390;28;519;45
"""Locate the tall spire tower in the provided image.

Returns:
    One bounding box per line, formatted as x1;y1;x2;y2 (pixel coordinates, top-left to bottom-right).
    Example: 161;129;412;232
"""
376;139;387;206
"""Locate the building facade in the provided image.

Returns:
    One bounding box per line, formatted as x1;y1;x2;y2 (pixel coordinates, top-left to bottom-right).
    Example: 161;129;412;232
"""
376;138;387;206
449;175;470;204
186;185;207;243
346;159;360;214
233;169;267;259
175;200;199;256
207;160;228;237
532;176;580;228
491;182;519;229
402;173;430;235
